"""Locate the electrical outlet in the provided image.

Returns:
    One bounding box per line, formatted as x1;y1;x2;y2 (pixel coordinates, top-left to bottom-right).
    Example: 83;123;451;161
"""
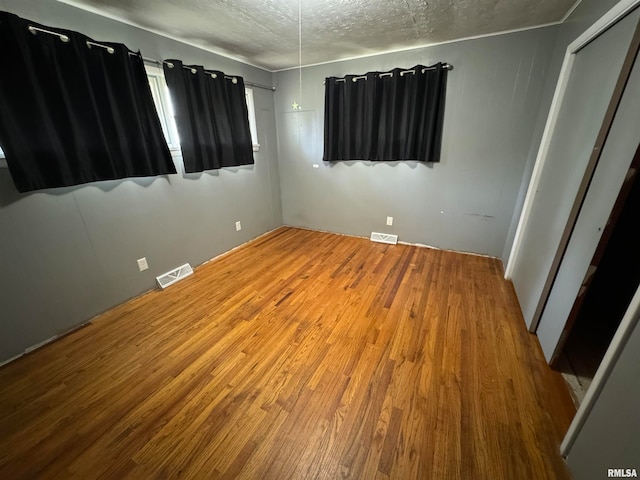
312;164;319;169
235;221;242;231
386;216;393;226
137;257;148;271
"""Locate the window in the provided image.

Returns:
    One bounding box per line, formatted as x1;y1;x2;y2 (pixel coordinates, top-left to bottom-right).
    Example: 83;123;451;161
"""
245;88;260;152
323;63;448;162
1;67;181;168
0;11;175;192
145;64;180;151
145;64;259;154
1;64;259;171
0;68;168;169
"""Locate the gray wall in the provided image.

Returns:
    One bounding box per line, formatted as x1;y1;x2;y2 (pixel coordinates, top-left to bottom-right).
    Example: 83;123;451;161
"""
273;28;558;258
0;0;282;363
502;0;624;264
507;0;624;300
511;8;638;332
537;9;640;359
508;0;636;330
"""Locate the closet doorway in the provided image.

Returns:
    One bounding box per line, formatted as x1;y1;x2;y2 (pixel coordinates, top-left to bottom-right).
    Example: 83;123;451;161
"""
553;143;640;405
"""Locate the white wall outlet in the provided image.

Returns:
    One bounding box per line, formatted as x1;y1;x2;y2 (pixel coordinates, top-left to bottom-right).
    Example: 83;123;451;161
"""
137;257;149;271
312;164;319;169
235;221;242;231
386;216;394;226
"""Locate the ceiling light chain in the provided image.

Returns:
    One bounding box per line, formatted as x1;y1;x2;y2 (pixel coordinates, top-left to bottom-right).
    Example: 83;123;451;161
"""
292;0;302;111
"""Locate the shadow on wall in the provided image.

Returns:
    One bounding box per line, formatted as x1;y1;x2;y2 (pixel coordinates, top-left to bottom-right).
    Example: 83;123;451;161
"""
181;164;255;181
326;160;436;170
0;167;172;207
0;152;260;208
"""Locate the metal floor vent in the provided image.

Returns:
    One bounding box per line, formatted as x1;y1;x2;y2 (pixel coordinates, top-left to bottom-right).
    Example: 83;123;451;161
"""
370;232;398;245
156;263;194;289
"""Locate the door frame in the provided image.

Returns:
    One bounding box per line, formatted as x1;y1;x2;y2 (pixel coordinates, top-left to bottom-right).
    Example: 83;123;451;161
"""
561;286;640;456
505;0;640;332
549;141;640;366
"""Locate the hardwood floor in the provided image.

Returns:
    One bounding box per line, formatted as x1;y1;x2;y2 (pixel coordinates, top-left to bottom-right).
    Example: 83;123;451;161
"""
0;227;575;479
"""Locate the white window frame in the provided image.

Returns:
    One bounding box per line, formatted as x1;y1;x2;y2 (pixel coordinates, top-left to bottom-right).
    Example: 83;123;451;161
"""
245;87;260;152
145;64;181;152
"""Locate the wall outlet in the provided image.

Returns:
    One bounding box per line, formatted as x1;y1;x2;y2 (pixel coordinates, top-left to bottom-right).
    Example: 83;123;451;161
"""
386;216;394;226
235;221;242;231
312;164;319;169
137;257;149;271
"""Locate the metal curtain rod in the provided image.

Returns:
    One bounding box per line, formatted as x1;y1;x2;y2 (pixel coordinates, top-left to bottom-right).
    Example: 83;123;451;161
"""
142;56;276;92
165;60;240;84
25;25;276;92
29;25;116;54
330;63;453;83
28;25;69;42
87;40;115;54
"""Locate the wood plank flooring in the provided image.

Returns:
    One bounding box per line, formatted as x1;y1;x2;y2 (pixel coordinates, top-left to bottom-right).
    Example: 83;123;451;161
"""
0;227;576;479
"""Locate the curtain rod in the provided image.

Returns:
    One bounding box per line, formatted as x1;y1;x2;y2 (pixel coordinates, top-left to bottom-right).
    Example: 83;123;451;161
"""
25;25;276;93
29;25;115;54
28;25;69;42
327;63;453;84
143;56;276;92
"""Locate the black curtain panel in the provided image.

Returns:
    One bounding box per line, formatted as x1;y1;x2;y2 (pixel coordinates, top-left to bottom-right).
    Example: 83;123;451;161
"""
163;60;254;173
323;63;448;163
0;11;175;193
323;71;379;161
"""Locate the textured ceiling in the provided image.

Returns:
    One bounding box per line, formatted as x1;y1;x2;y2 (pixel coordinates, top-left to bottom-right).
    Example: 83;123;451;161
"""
58;0;578;71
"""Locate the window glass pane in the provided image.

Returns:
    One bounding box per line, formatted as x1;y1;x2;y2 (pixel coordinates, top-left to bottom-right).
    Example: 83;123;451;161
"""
148;76;171;142
245;88;259;151
145;65;179;149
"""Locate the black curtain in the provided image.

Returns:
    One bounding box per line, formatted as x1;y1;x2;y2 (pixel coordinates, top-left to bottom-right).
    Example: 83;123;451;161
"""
324;72;378;161
323;63;448;162
0;12;175;193
163;60;254;173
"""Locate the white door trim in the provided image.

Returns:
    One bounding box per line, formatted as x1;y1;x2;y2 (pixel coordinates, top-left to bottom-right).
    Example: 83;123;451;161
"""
505;0;640;281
